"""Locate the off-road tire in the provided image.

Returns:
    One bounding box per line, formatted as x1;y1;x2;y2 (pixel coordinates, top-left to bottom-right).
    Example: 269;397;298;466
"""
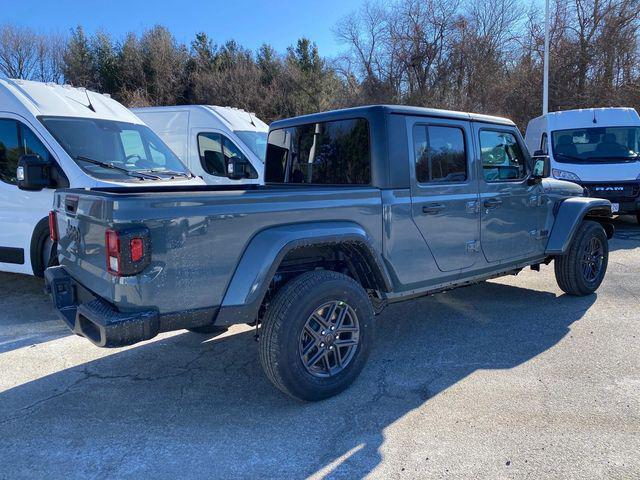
259;270;374;402
554;220;608;296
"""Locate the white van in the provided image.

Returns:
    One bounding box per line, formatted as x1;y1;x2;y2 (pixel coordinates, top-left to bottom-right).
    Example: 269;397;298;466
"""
132;106;268;185
525;108;640;222
0;79;204;277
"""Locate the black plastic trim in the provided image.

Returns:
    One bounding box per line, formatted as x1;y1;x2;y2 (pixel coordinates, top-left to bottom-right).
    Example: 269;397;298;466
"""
0;247;24;264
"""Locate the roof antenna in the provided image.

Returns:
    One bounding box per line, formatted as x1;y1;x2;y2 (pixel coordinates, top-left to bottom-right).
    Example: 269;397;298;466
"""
248;111;256;127
84;88;96;112
592;110;597;124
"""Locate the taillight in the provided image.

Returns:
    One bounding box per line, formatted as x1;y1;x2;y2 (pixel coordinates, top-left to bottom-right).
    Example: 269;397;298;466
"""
105;228;150;276
48;211;58;242
105;229;121;275
130;238;144;263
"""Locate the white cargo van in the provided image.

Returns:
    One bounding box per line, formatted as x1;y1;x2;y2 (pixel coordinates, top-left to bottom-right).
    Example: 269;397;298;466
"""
132;106;268;185
0;79;204;276
525;108;640;222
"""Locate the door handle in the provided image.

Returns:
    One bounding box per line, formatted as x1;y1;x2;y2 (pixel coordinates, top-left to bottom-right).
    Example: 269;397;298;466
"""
483;198;503;209
422;203;445;215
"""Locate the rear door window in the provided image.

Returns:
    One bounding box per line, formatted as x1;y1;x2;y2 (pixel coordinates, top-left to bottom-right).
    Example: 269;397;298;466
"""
265;118;370;185
413;125;467;183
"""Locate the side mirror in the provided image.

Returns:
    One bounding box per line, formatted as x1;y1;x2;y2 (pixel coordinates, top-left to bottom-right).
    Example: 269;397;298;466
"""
226;156;250;180
533;149;545;157
17;154;53;191
530;155;550;184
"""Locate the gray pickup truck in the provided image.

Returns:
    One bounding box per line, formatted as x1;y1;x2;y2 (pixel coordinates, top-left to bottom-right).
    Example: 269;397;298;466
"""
41;105;613;401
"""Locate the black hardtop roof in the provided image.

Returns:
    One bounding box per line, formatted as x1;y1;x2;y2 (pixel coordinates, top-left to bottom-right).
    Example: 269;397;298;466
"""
269;105;515;130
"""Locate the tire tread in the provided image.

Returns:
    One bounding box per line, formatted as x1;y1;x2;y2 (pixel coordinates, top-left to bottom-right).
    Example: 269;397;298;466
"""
554;220;608;296
259;270;371;400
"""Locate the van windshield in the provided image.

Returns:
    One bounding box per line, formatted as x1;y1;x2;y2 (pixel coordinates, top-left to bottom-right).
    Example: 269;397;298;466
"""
551;126;640;163
234;130;267;162
39;116;192;181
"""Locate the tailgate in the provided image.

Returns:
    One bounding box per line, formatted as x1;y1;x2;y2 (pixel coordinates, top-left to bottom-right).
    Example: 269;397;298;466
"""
52;190;114;300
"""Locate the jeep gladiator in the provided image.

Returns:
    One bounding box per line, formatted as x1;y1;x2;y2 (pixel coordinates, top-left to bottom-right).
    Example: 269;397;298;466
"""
44;105;613;401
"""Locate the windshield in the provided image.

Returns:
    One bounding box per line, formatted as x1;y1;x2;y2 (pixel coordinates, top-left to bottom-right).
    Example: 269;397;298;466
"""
39;116;191;181
234;130;267;163
551;126;640;163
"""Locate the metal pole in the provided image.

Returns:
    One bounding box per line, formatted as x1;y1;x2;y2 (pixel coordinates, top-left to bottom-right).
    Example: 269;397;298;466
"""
543;0;550;114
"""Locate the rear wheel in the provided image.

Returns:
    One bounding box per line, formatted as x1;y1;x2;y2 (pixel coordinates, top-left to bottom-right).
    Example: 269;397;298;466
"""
259;270;374;401
554;220;608;296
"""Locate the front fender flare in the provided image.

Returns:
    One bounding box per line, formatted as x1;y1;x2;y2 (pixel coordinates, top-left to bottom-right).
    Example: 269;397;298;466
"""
545;197;612;255
215;222;390;325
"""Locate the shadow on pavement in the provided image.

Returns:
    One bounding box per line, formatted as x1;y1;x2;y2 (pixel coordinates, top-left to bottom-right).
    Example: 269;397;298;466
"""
0;281;595;478
0;272;69;354
609;215;640;251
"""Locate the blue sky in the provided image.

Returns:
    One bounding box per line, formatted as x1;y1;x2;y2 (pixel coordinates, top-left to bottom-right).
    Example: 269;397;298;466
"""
1;0;363;56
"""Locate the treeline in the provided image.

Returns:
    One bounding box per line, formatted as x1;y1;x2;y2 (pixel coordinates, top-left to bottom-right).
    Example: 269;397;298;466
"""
1;0;640;128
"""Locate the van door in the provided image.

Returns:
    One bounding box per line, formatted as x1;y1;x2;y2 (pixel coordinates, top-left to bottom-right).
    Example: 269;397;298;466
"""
408;117;481;272
0;118;58;275
191;129;260;185
473;123;545;263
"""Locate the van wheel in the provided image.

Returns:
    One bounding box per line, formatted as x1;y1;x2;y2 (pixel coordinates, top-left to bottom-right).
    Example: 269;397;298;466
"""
259;270;374;401
30;219;57;277
554;221;608;296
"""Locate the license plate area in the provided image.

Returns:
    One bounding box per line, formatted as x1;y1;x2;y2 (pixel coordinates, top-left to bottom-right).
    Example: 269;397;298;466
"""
611;203;620;213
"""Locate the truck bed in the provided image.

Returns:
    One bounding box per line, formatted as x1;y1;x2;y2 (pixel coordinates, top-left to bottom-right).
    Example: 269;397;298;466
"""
52;185;384;317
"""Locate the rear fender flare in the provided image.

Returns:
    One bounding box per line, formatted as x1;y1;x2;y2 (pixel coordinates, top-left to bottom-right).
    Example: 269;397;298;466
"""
545;197;612;255
216;222;391;325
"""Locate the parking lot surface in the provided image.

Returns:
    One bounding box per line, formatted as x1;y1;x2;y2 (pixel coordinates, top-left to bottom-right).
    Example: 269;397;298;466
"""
0;217;639;479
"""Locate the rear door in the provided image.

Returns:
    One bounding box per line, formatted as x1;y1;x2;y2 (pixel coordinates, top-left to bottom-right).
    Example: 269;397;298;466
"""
408;116;481;272
473;123;545;263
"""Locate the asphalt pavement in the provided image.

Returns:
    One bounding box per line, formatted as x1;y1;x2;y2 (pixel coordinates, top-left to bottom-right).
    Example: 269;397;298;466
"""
0;217;638;479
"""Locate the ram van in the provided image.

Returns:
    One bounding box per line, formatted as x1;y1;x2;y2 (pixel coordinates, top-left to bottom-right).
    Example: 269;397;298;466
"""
132;105;268;185
0;79;204;277
525;108;640;223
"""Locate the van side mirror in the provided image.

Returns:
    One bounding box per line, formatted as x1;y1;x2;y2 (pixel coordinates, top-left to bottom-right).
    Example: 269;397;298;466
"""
17;154;54;191
533;149;545;157
530;155;550;184
226;156;250;180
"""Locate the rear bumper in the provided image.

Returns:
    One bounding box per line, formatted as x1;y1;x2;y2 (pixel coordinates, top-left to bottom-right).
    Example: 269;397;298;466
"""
45;266;160;347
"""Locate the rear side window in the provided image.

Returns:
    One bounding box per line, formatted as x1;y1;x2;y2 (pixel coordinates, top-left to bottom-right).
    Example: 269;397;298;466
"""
480;130;527;181
265;118;370;185
413;125;467;183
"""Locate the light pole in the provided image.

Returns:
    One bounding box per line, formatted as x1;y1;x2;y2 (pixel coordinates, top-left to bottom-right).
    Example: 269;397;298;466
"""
543;0;550;114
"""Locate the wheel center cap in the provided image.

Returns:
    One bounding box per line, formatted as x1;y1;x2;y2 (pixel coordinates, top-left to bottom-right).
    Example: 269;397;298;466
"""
323;333;335;345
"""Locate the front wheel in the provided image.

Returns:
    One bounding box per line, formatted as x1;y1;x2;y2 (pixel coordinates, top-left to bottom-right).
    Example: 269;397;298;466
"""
554;220;609;296
259;270;375;401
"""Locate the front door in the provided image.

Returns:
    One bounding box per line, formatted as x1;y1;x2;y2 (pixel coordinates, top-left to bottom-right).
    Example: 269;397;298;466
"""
192;129;260;185
0;117;56;275
474;124;544;263
408;117;481;272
